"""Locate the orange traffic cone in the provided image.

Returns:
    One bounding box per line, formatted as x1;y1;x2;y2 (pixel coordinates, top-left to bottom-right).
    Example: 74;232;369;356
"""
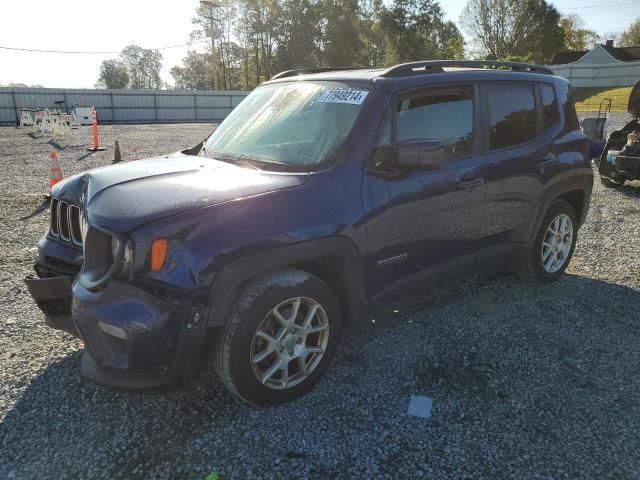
49;149;63;190
87;106;106;152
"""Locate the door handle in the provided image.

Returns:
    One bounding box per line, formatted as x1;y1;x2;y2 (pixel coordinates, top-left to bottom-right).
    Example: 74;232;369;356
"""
456;177;483;190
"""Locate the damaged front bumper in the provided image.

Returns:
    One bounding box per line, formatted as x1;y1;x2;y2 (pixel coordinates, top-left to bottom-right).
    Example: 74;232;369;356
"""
72;279;208;390
26;217;210;390
24;236;83;337
25;274;77;337
26;257;209;390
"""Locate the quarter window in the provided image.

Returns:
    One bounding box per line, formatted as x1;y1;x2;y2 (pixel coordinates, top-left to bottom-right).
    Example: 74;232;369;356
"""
486;84;537;150
563;84;580;131
396;88;474;159
540;84;559;130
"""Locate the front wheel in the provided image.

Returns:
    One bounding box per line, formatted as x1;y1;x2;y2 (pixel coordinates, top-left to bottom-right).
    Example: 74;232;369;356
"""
516;199;578;284
214;269;341;406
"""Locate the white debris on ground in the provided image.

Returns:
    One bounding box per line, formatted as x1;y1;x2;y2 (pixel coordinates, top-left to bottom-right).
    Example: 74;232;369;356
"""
408;395;433;419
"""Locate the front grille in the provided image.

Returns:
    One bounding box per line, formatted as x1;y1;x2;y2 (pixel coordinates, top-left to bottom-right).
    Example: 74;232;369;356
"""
50;198;59;236
69;206;82;244
50;198;82;246
59;202;70;240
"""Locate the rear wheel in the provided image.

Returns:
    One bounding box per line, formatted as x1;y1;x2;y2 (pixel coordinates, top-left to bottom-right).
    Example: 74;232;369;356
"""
600;175;624;188
214;269;341;406
516;199;578;284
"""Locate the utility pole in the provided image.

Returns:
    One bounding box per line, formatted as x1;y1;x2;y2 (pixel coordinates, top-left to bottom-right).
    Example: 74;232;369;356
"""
200;0;220;91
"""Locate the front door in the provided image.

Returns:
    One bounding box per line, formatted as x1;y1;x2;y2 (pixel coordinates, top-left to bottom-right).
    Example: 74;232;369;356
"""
363;84;487;300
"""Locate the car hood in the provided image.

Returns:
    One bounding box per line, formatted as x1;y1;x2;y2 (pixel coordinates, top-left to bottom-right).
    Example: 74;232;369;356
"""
53;152;309;233
629;80;640;118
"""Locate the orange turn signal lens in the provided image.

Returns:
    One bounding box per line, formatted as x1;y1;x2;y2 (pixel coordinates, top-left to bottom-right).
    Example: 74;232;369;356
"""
150;238;168;272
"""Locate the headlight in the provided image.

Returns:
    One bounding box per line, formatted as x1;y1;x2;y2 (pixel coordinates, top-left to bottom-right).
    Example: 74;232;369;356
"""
123;241;133;266
79;210;89;244
111;236;135;279
110;237;122;262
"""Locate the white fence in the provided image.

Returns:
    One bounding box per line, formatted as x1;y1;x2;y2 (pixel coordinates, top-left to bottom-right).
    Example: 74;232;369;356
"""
0;87;250;126
550;62;640;88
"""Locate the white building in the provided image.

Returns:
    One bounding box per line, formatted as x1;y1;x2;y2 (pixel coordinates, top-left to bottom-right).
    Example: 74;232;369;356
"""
550;41;640;88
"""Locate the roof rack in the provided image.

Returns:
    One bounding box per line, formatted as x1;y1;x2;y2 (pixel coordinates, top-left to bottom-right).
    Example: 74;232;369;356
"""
380;60;554;77
271;67;368;80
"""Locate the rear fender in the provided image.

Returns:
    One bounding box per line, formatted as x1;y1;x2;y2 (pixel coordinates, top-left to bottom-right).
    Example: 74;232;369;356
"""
527;170;592;245
523;177;564;245
562;169;593;228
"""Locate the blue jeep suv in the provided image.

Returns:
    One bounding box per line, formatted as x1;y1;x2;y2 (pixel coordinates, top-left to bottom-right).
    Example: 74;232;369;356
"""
25;61;593;405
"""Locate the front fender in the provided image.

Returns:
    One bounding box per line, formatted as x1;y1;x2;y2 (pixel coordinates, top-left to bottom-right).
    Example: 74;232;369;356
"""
128;161;366;302
205;236;367;327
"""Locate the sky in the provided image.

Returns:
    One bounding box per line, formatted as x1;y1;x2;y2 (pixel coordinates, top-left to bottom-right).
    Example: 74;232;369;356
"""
0;0;639;89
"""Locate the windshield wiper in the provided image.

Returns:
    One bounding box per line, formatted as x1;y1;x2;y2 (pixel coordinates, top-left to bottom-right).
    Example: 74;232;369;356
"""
209;152;264;170
233;158;263;170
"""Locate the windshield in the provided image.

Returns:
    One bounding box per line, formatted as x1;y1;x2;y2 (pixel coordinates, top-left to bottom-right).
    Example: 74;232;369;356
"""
204;81;369;168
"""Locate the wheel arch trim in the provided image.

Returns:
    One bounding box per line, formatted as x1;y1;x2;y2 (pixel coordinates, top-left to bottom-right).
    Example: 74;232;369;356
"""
205;236;367;328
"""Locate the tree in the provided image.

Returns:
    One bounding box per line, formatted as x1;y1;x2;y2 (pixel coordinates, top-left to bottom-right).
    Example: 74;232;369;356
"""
560;14;599;51
95;59;129;89
239;0;281;83
192;1;222;90
524;0;565;63
360;0;388;67
170;0;470;91
119;45;163;89
619;18;640;47
318;0;368;67
439;20;466;60
170;51;210;89
380;0;465;65
275;0;322;72
460;0;564;64
192;0;243;90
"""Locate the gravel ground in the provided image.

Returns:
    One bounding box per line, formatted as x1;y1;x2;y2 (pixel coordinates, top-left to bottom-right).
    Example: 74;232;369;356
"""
1;121;640;479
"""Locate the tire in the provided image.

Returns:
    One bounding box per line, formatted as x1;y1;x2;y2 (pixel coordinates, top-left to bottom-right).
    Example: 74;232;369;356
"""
516;199;578;284
600;175;623;188
214;269;341;406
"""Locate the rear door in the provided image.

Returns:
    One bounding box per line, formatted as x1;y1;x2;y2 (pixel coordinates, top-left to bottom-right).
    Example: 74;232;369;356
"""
479;82;558;256
363;84;487;300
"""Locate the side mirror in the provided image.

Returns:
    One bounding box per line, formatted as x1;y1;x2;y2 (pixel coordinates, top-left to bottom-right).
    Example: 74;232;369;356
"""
396;139;445;170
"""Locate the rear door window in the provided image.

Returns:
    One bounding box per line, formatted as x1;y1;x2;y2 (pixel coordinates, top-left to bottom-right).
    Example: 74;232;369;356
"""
486;84;537;150
540;83;559;130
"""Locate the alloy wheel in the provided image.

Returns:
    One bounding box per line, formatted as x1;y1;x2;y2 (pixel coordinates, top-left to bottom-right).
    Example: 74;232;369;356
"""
250;297;330;390
541;213;573;273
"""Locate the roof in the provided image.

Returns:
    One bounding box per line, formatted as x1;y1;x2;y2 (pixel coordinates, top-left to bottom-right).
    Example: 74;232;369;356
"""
267;61;555;85
550;51;588;65
266;68;389;84
551;45;640;65
601;45;640;61
264;67;564;97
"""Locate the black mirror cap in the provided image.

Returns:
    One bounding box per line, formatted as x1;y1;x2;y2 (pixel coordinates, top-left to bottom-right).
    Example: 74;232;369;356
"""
396;139;445;169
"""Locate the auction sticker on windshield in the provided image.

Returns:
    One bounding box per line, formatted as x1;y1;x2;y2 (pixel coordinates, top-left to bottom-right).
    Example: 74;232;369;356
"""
317;89;369;105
